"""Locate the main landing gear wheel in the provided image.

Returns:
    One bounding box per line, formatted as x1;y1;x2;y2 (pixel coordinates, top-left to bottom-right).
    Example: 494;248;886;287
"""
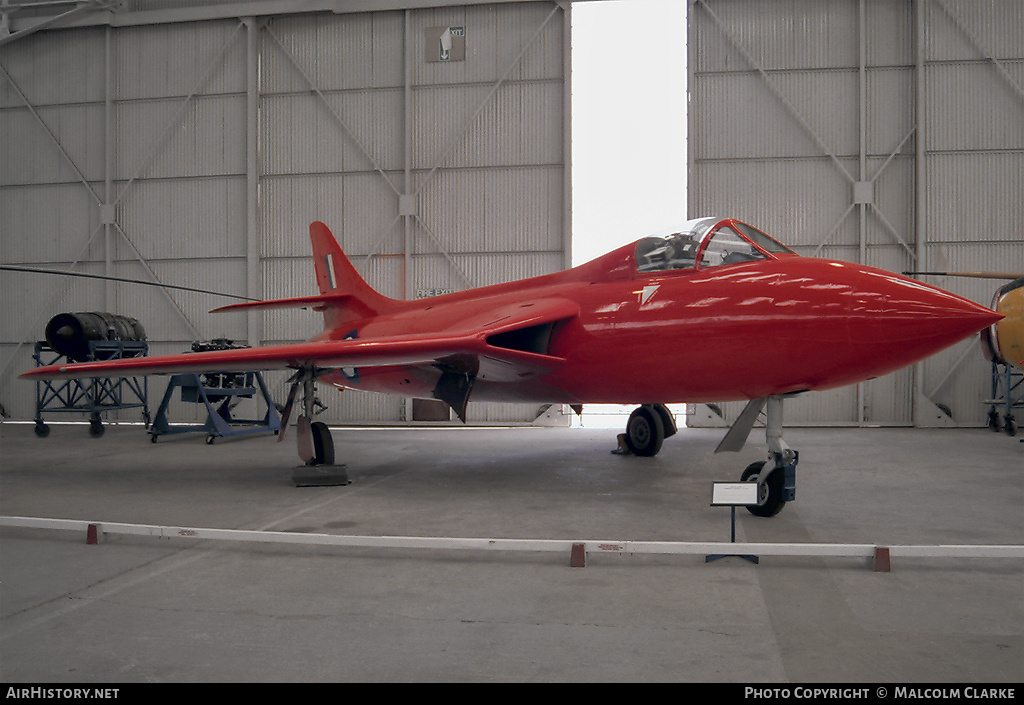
625;406;665;456
310;420;335;466
741;460;786;518
280;368;347;487
615;404;677;456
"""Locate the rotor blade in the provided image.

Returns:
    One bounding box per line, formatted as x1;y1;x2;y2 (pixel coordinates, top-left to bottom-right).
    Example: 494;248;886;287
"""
714;397;767;453
0;264;260;301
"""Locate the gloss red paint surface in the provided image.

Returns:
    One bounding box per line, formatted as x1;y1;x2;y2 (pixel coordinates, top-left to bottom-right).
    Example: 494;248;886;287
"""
24;219;1001;411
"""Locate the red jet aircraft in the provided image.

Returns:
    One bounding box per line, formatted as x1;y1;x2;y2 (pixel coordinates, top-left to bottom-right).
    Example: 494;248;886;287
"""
23;217;1001;516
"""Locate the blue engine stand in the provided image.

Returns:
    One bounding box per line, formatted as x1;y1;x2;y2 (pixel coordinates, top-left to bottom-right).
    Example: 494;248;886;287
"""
149;371;281;444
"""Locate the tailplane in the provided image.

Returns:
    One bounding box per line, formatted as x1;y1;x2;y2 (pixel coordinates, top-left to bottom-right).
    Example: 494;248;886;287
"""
211;221;397;329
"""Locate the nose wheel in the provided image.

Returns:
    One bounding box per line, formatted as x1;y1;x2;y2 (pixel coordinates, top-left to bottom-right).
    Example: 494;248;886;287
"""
740;454;797;517
743;396;798;517
717;395;799;517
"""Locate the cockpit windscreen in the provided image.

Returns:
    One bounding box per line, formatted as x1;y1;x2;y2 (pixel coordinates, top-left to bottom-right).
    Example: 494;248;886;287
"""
635;218;793;274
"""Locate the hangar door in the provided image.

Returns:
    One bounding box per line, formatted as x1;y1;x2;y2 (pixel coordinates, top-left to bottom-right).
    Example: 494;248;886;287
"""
0;1;570;426
687;0;1023;429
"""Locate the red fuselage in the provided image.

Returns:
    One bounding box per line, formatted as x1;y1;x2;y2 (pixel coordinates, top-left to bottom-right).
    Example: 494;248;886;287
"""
322;239;999;406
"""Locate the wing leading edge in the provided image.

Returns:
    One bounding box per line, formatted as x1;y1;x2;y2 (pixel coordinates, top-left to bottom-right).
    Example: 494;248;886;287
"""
21;297;578;384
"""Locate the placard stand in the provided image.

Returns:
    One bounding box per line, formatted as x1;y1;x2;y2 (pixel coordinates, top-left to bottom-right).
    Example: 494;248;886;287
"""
706;482;759;565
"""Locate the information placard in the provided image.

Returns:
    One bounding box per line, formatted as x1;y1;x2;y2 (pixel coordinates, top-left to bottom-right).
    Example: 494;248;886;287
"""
711;482;758;506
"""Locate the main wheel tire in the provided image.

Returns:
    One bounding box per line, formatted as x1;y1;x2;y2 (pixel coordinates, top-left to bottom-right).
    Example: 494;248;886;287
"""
310;421;335;466
625;406;665;457
741;460;786;517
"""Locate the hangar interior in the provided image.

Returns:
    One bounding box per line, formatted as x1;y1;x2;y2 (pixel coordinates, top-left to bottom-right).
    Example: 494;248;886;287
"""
1;0;571;428
0;0;1021;685
0;0;1020;432
687;0;1023;431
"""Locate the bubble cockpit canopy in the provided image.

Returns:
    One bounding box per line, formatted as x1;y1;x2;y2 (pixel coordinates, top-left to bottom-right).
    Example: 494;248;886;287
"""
635;217;795;274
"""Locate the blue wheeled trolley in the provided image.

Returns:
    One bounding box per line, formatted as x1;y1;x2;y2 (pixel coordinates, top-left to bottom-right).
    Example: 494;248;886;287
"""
32;340;150;437
148;342;281;444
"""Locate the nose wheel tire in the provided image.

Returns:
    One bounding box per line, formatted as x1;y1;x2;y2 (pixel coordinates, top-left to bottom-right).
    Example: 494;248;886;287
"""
741;460;787;517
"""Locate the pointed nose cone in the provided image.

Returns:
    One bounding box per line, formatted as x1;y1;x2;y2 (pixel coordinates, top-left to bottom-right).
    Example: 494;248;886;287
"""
846;265;1002;371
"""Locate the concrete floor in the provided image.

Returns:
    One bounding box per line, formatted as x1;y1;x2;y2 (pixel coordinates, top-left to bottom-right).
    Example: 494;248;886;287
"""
0;420;1021;683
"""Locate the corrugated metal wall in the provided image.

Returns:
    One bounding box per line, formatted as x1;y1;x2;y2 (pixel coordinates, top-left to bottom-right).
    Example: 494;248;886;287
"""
687;0;1023;429
0;1;570;426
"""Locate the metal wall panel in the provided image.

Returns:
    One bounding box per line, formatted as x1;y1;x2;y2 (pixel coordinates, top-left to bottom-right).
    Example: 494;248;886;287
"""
416;167;564;253
113;20;245;100
115;96;247;179
0;104;105;186
412;81;563;169
0;1;569;426
0;185;98;262
689;0;1023;429
927;63;1024;152
0;26;106;107
116;179;248;260
263;11;405;93
926;0;1024;60
694;0;860;71
693;159;857;242
928;153;1023;240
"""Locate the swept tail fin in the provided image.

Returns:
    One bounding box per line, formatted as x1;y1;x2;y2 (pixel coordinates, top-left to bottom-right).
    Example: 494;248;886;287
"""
309;221;397;328
211;222;397;329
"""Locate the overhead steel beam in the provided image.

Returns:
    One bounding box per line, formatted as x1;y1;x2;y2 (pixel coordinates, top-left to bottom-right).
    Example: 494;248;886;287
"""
0;0;119;47
5;0;553;33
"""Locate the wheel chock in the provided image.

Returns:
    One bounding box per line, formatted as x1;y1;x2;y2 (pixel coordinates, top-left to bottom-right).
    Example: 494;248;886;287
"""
611;434;632;455
86;523;102;545
873;546;891;572
292;464;349;487
570;543;586;567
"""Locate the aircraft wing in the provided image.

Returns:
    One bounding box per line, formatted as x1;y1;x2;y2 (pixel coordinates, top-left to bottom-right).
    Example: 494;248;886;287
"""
21;297;578;383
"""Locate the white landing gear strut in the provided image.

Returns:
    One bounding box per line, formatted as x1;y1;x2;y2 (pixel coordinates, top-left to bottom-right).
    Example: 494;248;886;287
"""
715;394;798;517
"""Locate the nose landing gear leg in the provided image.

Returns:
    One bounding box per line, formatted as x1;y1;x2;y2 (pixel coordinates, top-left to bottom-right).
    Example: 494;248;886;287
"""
742;395;798;517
